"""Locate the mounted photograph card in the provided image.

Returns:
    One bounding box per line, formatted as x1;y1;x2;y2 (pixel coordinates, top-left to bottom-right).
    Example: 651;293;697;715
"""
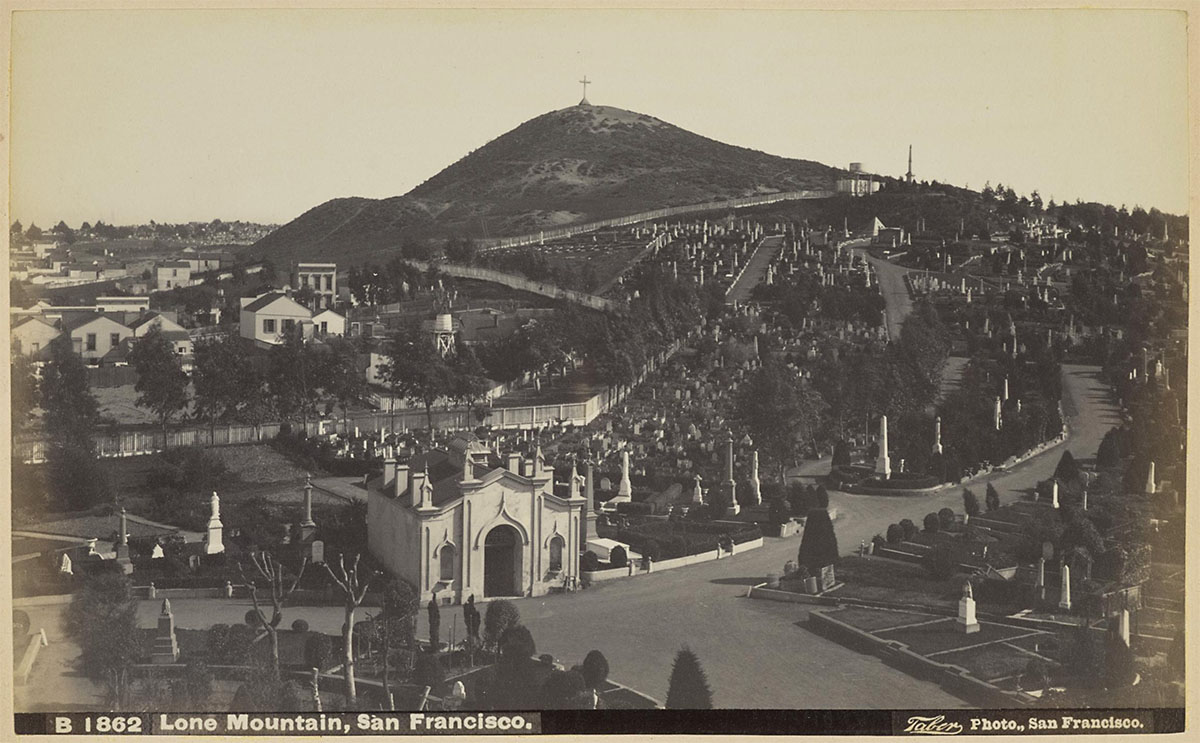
4;2;1190;738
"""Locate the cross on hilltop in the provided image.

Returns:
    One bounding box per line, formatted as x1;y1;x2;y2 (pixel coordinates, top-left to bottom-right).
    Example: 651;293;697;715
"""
579;76;591;106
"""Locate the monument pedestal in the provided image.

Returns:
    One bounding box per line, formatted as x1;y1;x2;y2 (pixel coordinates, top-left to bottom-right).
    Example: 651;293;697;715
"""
957;596;980;634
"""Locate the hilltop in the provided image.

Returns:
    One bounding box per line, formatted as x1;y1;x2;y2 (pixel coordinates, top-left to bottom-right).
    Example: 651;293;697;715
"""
249;104;841;265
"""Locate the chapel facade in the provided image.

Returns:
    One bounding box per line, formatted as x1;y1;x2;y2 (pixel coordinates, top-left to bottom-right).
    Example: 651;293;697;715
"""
367;435;586;604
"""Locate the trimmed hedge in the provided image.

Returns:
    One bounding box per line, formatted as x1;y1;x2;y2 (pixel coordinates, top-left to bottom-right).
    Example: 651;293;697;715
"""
602;521;761;561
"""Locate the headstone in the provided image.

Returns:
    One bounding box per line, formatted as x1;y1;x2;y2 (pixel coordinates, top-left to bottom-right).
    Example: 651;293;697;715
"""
599;477;612;492
59;553;73;575
151;543;165;560
1118;607;1130;647
1051;479;1060;509
956;581;980;634
310;540;325;564
1058;563;1072;610
820;565;836;591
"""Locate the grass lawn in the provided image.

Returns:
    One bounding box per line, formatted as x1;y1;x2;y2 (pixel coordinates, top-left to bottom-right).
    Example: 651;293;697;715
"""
828;556;962;610
828;607;942;633
936;643;1042;682
876;619;1038;656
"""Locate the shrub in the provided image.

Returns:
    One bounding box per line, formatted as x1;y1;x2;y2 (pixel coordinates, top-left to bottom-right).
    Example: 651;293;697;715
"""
797;508;838;573
304;631;332;670
414;651;446;692
615;501;653;517
886;524;904;544
291;619;309;633
581;551;600;572
923;513;940;533
1054;450;1082;484
207;623;254;665
581;650;609;690
985;482;1001;511
540;669;588;709
483;600;521;650
13;609;31;637
499;625;536;667
609;546;628;569
899;518;918;540
938;507;956;530
832;440;851;467
924;543;957;580
640;539;662;562
767;498;790;525
871;534;886;552
244;609;261;626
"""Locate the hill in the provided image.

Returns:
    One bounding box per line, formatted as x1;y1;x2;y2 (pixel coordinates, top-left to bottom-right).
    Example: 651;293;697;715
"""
249;103;842;266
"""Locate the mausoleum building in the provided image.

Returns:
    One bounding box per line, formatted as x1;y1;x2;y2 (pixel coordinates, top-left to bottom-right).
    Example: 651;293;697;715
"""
367;435;586;604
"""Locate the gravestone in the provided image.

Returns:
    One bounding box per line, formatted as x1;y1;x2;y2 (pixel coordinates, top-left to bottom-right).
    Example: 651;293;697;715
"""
311;540;325;565
152;599;180;664
151;543;165;560
600;477;612;492
820;565;836;591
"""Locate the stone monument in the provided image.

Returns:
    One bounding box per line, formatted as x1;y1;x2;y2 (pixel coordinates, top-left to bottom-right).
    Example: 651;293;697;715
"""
205;492;224;555
875;416;892;479
151;599;180;664
115;508;133;574
956;581;980;634
1058;563;1072;610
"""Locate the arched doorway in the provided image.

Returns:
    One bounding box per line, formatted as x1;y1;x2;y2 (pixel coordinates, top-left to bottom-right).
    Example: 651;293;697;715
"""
484;525;522;597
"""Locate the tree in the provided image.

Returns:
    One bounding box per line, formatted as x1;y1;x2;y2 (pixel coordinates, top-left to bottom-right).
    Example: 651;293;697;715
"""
324;337;367;433
899;518;918;540
41;334;110;509
268;333;322;428
427;595;441;651
192;336;259;428
985;482;1001;511
886;523;904;544
64;569;143;710
378;323;455;433
609;545;628;569
924;543;957;579
963;489;981;519
665;647;713;709
323;553;373;708
938;507;956;530
11;353;39;431
128;327;189;435
738;361;827;480
239;551;308;678
797;508;838;573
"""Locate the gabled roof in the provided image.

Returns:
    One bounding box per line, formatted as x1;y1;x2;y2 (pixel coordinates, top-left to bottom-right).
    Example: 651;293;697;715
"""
62;312;131;333
12;316;58;333
243;292;310;314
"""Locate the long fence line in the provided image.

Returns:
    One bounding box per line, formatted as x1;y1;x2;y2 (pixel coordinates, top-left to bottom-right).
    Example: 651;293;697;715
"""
478;190;834;251
14;340;685;464
402;260;617;312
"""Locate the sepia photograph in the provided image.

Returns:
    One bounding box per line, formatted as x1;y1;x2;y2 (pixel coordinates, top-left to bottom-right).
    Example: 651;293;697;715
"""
4;3;1191;737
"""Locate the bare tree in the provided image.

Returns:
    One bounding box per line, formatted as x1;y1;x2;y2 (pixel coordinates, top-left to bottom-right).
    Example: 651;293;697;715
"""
324;553;374;708
239;552;308;677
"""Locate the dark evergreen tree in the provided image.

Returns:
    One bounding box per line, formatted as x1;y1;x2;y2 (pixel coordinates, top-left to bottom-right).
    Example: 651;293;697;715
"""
985;482;1001;511
581;650;610;690
1054;450;1082;484
427;596;441;651
665;647;713;709
797;508;838;573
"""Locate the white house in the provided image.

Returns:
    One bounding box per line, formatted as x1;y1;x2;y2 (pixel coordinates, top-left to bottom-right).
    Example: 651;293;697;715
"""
129;312;194;359
239;292;313;347
312;308;346;337
11;317;62;359
368;435;585;604
295;262;337;309
155;261;192;291
64;314;134;364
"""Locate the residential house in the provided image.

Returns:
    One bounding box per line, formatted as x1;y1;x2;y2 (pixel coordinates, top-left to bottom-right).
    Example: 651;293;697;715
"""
185;253;229;275
156;261;193;291
66;263;103;281
129;312;194;360
96;296;151;314
11;317;62;360
239;292;312;348
312;308;346;337
64;313;135;365
294;263;338;310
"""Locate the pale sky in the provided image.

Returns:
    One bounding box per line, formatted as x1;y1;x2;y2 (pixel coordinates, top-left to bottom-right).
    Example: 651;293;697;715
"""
9;8;1190;228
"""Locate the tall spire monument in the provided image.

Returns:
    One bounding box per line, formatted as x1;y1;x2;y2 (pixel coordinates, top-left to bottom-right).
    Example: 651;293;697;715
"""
905;144;914;184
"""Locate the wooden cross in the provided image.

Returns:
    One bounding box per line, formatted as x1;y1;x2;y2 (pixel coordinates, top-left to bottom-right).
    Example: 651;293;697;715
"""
580;76;591;99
